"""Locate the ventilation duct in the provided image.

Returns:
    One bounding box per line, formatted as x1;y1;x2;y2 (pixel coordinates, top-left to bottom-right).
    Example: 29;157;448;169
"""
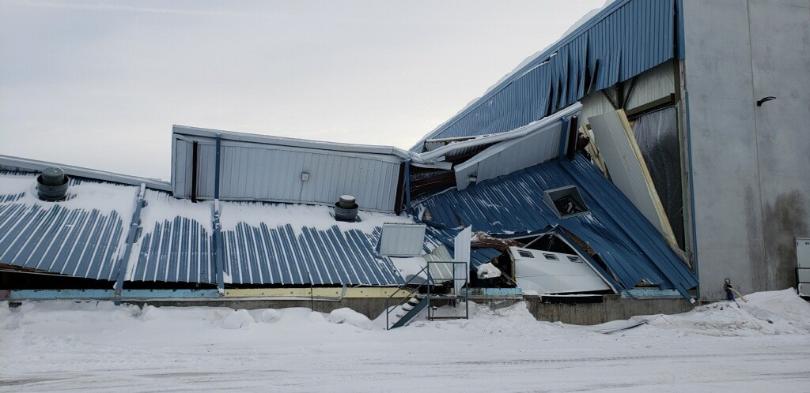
334;195;358;222
37;167;69;201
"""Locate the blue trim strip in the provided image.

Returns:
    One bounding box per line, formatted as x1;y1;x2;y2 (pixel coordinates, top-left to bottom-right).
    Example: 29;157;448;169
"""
214;136;221;199
212;202;224;290
9;289;220;300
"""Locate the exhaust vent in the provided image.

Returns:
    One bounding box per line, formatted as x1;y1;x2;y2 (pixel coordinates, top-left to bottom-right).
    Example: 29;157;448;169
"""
334;195;358;222
37;167;69;201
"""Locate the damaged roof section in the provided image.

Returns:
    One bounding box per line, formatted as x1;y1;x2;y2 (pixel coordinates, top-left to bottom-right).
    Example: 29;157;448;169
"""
414;155;697;297
0;172;135;281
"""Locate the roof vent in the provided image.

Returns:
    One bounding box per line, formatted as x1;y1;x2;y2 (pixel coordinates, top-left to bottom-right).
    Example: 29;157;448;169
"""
37;167;69;201
334;195;358;222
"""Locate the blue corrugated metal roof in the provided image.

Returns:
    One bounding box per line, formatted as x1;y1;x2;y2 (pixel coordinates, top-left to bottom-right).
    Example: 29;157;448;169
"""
221;222;403;286
0;175;132;281
130;216;215;284
418;0;676;144
0;173;409;288
415;155;696;296
470;248;501;269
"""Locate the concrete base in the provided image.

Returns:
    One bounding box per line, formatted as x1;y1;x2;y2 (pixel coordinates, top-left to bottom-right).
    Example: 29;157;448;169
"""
121;295;692;325
522;295;694;325
123;298;394;320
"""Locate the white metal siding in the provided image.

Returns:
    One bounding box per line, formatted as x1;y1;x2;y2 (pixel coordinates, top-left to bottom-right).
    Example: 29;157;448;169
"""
379;223;426;257
454;122;562;190
172;134;402;212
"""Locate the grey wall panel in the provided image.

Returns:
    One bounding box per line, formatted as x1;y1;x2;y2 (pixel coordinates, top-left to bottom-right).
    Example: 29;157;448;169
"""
683;0;810;299
171;139;193;198
181;138;401;212
625;62;676;111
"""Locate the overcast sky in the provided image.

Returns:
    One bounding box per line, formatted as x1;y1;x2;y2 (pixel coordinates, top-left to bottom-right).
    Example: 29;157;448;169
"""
1;0;602;180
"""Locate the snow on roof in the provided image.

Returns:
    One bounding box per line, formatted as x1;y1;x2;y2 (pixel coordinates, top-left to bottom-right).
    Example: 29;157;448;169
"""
0;172;137;281
0;155;171;191
0;171;416;287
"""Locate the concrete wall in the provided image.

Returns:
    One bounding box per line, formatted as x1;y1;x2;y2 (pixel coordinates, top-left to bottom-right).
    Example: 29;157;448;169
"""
683;0;810;299
523;295;693;325
119;295;693;325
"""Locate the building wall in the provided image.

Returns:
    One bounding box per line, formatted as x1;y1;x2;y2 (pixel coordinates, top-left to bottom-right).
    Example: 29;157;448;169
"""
172;135;402;212
683;0;810;299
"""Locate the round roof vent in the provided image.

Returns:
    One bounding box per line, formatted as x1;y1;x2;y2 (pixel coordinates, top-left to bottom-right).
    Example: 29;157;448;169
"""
335;195;358;222
37;167;69;201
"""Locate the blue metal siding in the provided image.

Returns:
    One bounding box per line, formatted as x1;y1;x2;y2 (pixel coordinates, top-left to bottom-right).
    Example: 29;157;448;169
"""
415;155;696;296
221;223;403;286
423;0;675;142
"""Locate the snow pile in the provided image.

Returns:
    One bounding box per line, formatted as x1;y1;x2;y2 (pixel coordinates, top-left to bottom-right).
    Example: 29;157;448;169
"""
644;289;810;336
327;308;374;330
219;201;414;235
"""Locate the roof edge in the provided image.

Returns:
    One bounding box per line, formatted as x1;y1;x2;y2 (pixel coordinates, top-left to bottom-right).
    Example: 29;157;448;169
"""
0;155;172;191
173;125;411;160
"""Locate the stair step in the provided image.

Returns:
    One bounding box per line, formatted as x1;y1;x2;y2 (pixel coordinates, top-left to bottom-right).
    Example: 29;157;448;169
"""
401;304;414;312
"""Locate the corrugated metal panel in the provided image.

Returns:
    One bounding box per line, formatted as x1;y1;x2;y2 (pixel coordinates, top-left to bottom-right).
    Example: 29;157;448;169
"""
0;174;135;281
625;61;675;111
415;155;696;296
221;221;403;286
420;0;676;143
173;133;403;212
378;223;426;257
127;191;215;284
171;139;193;198
454;120;562;190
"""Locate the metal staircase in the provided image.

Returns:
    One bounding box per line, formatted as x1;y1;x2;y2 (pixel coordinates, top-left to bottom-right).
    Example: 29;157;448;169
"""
385;261;469;330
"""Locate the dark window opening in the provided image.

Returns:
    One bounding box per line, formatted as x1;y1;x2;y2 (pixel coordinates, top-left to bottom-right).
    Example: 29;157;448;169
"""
544;186;589;218
517;250;534;258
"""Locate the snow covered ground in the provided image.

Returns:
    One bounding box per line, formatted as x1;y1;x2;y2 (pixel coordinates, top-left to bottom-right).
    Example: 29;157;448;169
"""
1;289;809;392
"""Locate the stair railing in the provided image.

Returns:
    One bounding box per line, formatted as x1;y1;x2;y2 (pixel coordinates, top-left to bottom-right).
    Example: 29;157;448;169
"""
385;264;429;330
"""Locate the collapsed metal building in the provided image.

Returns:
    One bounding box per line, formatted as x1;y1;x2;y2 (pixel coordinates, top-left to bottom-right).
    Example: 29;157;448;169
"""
2;0;807;323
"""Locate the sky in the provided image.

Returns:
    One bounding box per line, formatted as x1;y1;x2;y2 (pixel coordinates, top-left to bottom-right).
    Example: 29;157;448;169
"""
0;0;603;180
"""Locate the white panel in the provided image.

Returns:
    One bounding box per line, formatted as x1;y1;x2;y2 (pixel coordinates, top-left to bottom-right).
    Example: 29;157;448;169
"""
797;238;810;269
510;247;611;294
589;110;677;246
455;122;561;190
453;226;472;294
379;223;426;257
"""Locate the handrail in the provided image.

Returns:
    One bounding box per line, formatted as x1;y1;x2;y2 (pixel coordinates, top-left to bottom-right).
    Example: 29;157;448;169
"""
385;264;430;330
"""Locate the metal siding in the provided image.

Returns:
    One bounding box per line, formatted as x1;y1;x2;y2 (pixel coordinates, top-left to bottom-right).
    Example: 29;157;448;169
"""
421;0;675;143
172;139;193;198
186;139;400;212
416;155;696;296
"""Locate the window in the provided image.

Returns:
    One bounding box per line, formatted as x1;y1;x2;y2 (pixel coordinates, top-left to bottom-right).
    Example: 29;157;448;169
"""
544;186;589;218
567;255;582;263
517;250;534;258
543;253;558;260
